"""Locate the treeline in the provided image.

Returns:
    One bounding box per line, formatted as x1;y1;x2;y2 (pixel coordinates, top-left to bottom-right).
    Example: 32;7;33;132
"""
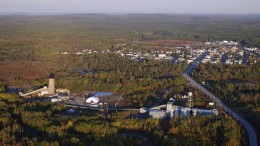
0;90;245;146
1;14;260;62
191;63;260;106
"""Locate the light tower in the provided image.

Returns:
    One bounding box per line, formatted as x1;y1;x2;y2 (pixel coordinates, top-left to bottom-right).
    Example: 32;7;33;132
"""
48;74;55;95
188;92;193;108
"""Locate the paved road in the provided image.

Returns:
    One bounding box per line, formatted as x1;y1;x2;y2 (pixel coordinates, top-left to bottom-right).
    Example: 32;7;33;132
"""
184;51;209;74
221;52;228;64
172;54;178;63
183;51;258;146
243;52;249;65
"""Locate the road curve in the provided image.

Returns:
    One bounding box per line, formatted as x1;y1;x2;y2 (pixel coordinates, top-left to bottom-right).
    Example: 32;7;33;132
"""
183;52;258;146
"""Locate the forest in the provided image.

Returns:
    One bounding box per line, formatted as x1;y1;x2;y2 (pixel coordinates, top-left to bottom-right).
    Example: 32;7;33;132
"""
55;53;189;107
191;63;260;142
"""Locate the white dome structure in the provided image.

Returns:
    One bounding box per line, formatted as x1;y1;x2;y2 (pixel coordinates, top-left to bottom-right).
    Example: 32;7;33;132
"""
86;96;99;104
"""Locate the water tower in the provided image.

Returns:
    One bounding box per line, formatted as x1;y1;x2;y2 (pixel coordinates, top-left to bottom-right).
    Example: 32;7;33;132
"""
48;74;55;95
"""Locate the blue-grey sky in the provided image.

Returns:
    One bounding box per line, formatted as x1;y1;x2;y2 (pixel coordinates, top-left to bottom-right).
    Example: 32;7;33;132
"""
1;0;260;14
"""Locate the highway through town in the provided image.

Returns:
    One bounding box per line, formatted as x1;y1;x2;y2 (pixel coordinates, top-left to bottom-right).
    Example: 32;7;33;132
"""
221;52;228;64
183;51;258;146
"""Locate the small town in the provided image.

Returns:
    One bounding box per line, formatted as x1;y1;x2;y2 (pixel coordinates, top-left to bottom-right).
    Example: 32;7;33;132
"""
62;40;260;65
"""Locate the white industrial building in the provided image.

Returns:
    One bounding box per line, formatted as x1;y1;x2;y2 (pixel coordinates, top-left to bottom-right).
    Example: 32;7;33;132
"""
86;96;100;104
148;99;218;119
158;54;167;58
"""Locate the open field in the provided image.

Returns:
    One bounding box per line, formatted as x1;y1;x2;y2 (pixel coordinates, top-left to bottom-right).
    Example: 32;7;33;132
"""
0;61;60;84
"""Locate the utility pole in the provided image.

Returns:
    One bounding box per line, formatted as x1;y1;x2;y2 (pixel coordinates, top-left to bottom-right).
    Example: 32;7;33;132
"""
82;94;85;105
115;92;124;112
104;102;108;115
188;92;193;108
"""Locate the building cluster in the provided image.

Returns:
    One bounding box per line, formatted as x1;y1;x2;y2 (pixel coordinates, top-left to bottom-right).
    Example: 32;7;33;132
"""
19;75;70;102
146;98;218;119
62;49;99;55
118;49;174;61
61;40;259;65
205;40;239;46
201;47;259;65
17;74;218;119
178;43;259;65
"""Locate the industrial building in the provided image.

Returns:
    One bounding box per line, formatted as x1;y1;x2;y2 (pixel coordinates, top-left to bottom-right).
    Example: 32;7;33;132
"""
148;98;218;119
19;74;70;98
86;96;100;104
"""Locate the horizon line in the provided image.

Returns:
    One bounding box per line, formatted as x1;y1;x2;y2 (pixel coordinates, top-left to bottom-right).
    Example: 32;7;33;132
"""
1;12;260;16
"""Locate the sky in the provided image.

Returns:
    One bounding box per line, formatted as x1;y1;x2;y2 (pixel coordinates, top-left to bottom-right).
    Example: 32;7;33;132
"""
1;0;260;14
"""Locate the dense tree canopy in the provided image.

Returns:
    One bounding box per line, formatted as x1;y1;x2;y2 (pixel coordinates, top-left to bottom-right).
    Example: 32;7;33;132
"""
191;63;260;142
